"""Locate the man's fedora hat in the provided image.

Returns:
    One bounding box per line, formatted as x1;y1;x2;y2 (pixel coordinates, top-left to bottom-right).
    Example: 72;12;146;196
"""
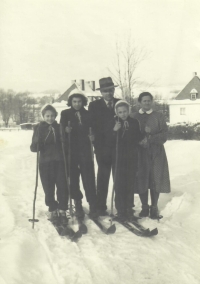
96;77;118;91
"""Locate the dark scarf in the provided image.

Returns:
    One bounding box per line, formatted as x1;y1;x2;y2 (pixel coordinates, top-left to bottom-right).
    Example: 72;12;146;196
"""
71;107;85;125
40;121;58;144
115;116;130;138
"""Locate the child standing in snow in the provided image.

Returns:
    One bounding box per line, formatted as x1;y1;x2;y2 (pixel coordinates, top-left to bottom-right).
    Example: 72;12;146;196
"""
30;105;68;225
105;100;143;221
60;89;97;219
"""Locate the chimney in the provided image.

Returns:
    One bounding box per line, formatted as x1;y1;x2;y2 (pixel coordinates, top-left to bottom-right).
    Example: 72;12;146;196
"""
193;72;197;77
77;79;85;90
91;81;95;91
87;80;96;91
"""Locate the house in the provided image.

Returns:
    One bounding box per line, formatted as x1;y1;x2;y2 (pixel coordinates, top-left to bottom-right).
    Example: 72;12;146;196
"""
169;73;200;124
53;79;102;121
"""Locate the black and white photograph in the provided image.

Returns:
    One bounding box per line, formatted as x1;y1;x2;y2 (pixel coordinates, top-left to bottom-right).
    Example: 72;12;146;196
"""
0;0;200;283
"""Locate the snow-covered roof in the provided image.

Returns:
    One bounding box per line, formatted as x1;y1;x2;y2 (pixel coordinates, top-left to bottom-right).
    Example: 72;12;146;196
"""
175;75;200;100
168;99;200;105
57;81;101;102
190;88;197;94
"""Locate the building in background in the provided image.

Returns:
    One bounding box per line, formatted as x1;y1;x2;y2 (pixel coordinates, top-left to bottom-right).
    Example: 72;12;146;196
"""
169;73;200;124
53;79;102;121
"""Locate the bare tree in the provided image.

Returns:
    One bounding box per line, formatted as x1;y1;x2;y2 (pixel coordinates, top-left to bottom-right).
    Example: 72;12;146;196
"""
0;89;15;127
108;35;149;105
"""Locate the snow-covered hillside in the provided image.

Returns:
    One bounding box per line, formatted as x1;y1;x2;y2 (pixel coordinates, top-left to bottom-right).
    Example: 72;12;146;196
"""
0;131;199;284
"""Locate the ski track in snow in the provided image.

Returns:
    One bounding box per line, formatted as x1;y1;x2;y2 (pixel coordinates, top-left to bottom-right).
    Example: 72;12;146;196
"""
0;132;200;284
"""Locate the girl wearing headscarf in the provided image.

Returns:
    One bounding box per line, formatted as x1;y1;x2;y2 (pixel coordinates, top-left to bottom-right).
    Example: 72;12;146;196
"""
30;105;68;225
105;100;143;221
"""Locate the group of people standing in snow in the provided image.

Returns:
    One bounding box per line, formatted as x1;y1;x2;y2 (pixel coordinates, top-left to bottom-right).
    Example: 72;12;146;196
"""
30;76;171;225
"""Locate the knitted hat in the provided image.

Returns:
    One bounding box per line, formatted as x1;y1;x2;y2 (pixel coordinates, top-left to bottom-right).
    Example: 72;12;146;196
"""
68;88;87;100
67;88;88;106
41;104;58;118
114;100;130;115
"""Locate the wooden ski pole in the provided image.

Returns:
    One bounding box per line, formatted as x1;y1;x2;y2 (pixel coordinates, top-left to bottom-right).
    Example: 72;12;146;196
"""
89;127;97;194
110;117;119;225
29;125;40;228
60;122;73;217
67;121;73;216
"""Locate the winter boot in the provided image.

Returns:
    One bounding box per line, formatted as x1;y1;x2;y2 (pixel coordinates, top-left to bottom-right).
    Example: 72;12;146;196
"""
97;209;109;216
126;208;140;221
49;210;59;224
74;200;85;220
150;205;160;219
126;208;134;221
139;205;150;218
89;204;99;220
59;210;68;226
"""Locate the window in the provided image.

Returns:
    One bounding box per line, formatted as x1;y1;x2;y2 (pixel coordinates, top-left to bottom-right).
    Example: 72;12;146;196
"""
180;108;186;115
190;88;197;100
191;93;197;100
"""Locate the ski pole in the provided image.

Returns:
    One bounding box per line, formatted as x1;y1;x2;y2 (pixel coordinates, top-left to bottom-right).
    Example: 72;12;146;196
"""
67;121;73;217
89;127;97;194
110;117;119;225
29;125;40;229
60;122;73;217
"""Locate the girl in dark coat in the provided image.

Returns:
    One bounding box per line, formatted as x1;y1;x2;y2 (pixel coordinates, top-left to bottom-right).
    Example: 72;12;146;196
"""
30;105;68;225
60;89;97;219
105;100;143;221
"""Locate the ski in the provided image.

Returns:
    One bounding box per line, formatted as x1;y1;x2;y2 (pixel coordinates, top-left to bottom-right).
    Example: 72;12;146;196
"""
150;215;163;220
128;218;158;235
83;208;116;235
50;221;82;242
113;217;157;237
77;218;88;234
90;217;116;234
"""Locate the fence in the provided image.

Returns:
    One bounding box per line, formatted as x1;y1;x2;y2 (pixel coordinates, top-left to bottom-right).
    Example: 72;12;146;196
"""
0;128;21;131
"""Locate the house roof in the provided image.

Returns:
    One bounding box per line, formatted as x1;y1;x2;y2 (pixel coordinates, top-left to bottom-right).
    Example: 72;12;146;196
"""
176;75;200;100
56;83;77;102
56;81;101;102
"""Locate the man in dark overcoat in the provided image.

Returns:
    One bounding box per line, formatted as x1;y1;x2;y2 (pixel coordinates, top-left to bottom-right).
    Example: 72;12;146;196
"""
88;77;120;215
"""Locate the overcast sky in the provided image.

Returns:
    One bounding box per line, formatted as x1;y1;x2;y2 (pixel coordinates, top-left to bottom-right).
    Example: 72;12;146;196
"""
0;0;200;93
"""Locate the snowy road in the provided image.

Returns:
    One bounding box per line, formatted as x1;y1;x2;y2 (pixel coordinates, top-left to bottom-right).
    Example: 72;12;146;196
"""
0;131;200;284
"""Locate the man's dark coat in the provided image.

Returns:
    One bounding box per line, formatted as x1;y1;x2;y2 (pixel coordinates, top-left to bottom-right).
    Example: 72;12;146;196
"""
88;97;120;210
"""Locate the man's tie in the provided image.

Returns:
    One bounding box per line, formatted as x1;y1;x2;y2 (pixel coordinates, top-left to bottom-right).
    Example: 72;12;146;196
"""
107;101;112;109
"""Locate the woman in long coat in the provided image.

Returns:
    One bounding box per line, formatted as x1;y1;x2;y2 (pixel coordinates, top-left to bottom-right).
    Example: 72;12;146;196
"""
134;92;171;219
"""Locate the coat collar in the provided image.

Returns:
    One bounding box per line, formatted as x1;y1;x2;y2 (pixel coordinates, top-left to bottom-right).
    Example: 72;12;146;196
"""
139;108;153;114
70;106;86;114
115;116;130;123
40;120;58;128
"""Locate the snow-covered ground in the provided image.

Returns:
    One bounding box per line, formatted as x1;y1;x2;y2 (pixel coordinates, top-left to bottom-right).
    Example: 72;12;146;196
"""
0;131;200;284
